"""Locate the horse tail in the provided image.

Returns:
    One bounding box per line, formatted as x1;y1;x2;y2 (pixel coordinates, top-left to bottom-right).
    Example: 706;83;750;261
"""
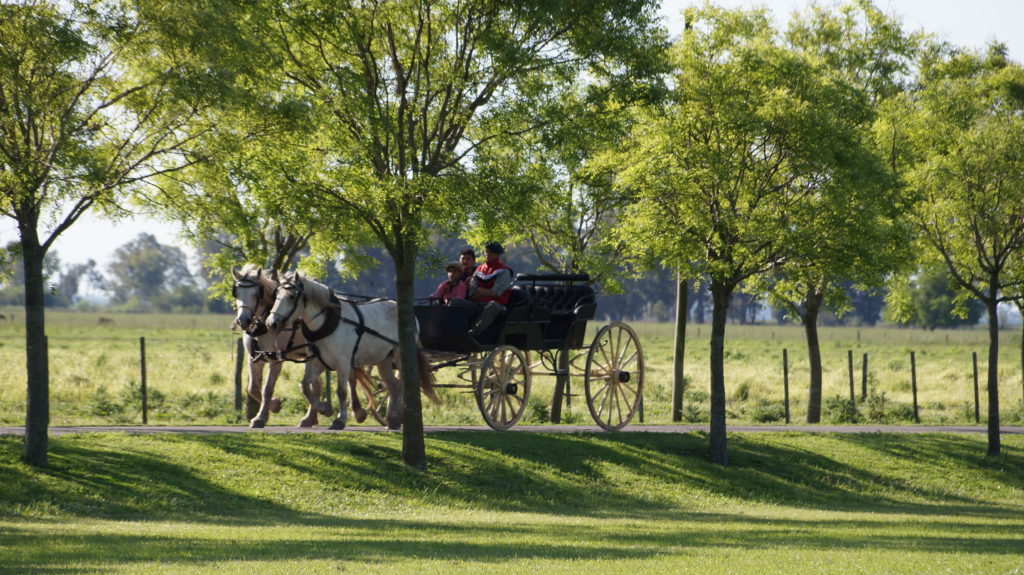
417;350;441;405
352;366;375;394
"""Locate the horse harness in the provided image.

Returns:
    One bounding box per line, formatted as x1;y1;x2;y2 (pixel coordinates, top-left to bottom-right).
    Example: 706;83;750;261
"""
267;279;398;372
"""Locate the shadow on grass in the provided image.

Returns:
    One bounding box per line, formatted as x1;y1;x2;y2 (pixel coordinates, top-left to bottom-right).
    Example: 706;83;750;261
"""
0;431;1021;524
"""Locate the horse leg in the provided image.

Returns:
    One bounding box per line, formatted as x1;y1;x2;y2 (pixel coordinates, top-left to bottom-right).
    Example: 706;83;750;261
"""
251;360;285;428
298;363;331;427
378;357;403;430
266;361;283;413
329;364;350;430
248;360;269;428
299;373;323;427
349;368;368;423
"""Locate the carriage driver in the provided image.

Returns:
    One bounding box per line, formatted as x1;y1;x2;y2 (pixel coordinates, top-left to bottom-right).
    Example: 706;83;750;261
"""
459;241;512;338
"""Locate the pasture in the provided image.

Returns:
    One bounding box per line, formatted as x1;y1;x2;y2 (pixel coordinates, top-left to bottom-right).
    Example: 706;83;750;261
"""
1;431;1022;573
0;307;1022;427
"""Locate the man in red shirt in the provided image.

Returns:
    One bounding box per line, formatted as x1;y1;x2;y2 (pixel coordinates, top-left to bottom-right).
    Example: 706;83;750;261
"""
466;242;513;337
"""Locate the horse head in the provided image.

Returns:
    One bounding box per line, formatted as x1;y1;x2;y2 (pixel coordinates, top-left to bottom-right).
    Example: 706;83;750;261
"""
232;265;271;332
266;270;304;334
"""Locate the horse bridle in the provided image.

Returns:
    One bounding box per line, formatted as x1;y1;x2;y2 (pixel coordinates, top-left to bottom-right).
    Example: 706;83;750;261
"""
233;278;267;331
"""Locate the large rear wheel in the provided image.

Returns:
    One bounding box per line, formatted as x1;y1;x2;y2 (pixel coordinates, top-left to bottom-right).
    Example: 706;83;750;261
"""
585;322;644;431
475;345;531;431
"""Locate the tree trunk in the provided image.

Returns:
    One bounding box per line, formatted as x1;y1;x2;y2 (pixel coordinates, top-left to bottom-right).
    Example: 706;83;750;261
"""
709;280;732;466
672;274;688;422
804;291;824;423
1019;307;1023;414
985;293;1001;457
20;222;49;467
395;239;427;470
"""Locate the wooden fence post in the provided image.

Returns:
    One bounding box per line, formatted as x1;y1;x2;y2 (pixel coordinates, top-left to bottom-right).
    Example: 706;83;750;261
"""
234;337;244;411
139;336;148;425
848;350;855;402
861;353;868;400
973;351;980;423
911;351;919;423
783;348;790;424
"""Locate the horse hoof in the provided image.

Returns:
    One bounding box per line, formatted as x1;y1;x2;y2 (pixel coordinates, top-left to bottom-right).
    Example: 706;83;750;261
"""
386;422;402;431
318;405;334;417
269;398;282;413
249;420;266;429
353;408;367;423
329;419;346;431
298;418;317;428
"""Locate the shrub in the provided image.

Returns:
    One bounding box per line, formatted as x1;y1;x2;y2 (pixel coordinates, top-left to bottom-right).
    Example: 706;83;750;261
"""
862;392;889;423
824;395;859;423
748;400;786;423
529;397;550;423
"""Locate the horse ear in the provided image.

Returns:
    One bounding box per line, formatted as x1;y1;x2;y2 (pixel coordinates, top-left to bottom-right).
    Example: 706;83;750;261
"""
256;266;262;278
271;269;280;283
231;267;243;281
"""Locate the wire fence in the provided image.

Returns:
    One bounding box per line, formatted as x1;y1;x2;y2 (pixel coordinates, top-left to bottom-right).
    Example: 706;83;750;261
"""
1;324;1022;427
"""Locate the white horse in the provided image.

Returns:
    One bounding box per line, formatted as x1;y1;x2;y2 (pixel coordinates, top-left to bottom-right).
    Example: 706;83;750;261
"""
231;265;374;428
265;270;439;430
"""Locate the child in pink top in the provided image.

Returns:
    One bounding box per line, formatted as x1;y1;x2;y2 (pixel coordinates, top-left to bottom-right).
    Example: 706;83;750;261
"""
430;262;468;303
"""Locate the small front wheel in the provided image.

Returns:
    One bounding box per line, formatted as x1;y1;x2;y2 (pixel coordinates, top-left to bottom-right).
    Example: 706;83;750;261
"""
475;345;531;431
585;322;644;431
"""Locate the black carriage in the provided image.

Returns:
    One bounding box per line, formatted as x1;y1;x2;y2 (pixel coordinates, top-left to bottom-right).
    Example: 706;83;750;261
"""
411;272;645;431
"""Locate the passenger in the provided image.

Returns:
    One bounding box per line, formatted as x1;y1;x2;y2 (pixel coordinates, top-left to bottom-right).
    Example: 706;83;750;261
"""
459;248;477;287
466;241;513;337
430;262;467;304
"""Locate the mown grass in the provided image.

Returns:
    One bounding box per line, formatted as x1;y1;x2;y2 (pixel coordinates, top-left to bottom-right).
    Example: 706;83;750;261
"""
0;307;1023;427
0;431;1022;573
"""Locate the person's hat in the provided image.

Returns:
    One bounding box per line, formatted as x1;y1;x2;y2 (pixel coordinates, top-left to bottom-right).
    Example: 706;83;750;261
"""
484;241;504;254
444;262;462;273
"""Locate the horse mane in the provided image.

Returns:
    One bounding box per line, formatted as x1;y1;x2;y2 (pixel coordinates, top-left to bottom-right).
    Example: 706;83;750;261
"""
294;272;340;310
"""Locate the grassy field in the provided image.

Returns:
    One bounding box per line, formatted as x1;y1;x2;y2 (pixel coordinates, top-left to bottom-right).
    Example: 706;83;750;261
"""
0;307;1023;427
0;431;1022;573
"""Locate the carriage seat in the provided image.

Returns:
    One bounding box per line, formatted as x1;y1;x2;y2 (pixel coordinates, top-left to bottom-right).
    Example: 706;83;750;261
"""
514;274;596;321
510;274;597;348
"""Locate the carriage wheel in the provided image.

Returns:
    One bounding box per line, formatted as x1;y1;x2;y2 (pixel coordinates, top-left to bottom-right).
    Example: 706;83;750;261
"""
475;345;531;431
585;322;644;431
355;369;390;426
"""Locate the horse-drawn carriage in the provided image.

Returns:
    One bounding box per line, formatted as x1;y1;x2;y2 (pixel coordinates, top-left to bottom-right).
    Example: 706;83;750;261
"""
233;266;644;431
412;272;645;431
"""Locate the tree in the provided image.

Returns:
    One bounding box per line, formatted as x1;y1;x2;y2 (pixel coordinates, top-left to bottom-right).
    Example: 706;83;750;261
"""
212;0;665;469
0;1;207;465
106;233;198;311
880;44;1024;455
888;266;984;329
615;6;877;465
764;0;916;423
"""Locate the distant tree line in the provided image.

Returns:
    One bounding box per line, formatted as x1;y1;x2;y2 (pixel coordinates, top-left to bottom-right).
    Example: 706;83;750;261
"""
0;231;989;329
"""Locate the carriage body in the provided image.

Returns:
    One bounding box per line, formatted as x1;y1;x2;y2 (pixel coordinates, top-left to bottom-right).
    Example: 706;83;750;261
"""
412;272;644;431
415;273;596;354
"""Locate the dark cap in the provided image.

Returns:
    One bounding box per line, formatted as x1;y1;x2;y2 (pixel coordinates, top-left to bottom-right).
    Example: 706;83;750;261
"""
484;241;504;255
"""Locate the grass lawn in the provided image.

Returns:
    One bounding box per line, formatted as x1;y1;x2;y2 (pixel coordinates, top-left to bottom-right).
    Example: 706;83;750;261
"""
1;431;1022;574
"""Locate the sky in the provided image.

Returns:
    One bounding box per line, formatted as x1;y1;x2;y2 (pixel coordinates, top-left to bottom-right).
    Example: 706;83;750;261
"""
2;0;1022;273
